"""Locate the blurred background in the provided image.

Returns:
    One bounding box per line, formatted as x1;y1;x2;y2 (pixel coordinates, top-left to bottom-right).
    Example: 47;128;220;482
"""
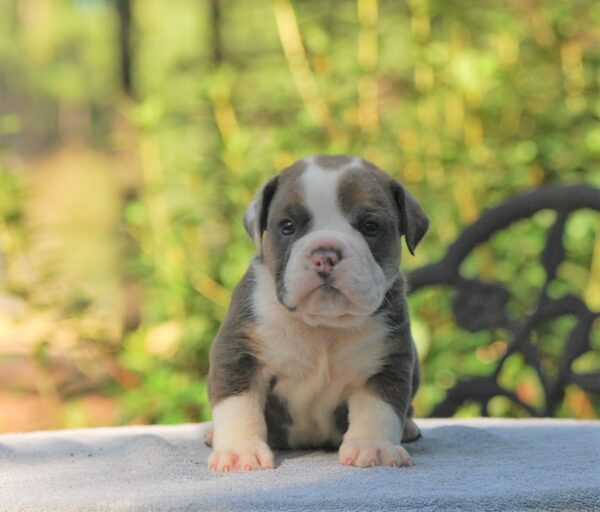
0;0;599;433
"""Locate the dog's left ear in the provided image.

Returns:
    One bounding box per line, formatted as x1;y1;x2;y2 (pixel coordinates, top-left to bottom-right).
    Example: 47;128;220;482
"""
243;176;279;253
391;180;429;255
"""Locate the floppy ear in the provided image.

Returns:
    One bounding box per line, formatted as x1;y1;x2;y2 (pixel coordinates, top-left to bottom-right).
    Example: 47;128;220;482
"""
391;180;429;255
243;176;279;253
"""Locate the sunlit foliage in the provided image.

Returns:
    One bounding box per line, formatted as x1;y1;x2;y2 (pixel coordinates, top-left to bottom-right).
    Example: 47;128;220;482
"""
0;0;599;430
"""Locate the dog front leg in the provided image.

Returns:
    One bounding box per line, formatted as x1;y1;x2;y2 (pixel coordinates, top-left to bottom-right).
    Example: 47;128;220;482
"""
208;390;274;472
339;389;412;468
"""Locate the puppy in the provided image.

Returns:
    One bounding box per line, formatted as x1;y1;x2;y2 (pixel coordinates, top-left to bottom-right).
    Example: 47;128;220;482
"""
207;155;428;471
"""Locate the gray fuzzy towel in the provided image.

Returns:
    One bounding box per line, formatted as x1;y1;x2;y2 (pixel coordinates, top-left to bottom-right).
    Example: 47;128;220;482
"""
1;418;599;511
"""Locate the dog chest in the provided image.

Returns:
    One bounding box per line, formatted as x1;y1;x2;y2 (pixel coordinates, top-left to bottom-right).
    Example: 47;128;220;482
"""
256;314;389;448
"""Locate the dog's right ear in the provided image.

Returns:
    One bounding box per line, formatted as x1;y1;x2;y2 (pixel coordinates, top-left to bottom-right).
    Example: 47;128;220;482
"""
243;176;279;253
390;179;429;256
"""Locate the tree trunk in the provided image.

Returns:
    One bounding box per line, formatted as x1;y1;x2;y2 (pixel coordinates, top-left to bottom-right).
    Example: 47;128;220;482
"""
116;0;134;97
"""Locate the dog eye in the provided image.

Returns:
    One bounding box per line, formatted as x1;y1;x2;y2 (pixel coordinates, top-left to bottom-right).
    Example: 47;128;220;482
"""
361;221;380;237
279;219;296;236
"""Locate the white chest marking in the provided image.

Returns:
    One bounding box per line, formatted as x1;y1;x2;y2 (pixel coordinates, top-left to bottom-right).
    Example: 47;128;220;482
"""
252;262;389;447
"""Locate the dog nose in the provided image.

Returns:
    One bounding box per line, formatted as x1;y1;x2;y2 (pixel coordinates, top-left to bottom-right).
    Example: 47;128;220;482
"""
310;248;341;275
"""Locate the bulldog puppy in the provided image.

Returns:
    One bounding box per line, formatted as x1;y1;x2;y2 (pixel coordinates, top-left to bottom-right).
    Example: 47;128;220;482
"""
207;155;428;472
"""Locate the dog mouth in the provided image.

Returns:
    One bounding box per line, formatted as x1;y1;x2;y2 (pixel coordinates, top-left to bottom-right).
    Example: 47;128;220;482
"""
297;293;371;327
311;280;348;301
281;279;344;307
286;277;342;304
300;282;373;318
317;281;340;293
281;264;385;322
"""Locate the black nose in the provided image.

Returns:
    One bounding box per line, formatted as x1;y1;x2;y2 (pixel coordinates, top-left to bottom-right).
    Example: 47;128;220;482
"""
311;248;342;276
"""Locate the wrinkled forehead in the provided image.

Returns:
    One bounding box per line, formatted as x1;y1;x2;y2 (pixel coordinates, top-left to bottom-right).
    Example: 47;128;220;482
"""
269;155;396;224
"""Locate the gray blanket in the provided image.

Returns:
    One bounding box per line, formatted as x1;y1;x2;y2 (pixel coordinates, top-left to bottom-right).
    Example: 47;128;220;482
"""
1;418;599;511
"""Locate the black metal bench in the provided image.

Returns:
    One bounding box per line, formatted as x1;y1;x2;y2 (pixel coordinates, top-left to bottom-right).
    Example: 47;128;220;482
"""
407;184;600;417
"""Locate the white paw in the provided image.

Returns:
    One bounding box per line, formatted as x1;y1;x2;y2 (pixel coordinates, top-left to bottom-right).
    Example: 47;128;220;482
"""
339;438;412;468
208;439;274;472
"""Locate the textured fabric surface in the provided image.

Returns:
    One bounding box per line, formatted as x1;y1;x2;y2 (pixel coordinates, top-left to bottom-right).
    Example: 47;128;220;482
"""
1;418;599;511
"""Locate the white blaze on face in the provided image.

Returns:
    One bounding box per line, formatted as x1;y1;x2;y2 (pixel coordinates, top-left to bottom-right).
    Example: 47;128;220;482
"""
282;160;388;327
302;163;350;232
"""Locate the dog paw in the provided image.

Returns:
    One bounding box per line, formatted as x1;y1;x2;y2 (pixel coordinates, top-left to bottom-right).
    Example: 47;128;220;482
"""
339;438;412;468
208;439;274;472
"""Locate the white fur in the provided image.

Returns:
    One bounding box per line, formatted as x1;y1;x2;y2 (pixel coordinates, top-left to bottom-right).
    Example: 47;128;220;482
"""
301;160;349;232
211;393;267;448
281;161;388;326
344;390;402;444
208;392;274;471
337;390;412;467
252;261;390;448
210;158;415;470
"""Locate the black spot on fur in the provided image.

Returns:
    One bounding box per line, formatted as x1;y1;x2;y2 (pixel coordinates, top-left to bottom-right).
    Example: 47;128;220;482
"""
334;402;349;434
264;391;293;449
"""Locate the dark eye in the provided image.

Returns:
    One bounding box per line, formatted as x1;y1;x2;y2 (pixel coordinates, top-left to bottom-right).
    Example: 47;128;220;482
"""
279;219;296;236
361;221;380;237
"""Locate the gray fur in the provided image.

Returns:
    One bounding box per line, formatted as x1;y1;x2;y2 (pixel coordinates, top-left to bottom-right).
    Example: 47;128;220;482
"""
313;154;355;170
209;155;428;451
337;165;402;281
391;180;429;256
208;266;259;405
264;382;294;449
369;279;418;422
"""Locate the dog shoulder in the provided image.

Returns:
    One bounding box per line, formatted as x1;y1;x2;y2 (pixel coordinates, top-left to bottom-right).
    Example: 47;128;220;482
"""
208;261;262;404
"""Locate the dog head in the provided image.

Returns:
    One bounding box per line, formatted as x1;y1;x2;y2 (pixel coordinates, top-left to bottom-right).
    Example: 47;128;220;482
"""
244;155;428;328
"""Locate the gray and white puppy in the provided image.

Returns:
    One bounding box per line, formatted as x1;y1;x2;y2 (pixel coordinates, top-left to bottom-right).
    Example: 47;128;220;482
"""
207;155;428;472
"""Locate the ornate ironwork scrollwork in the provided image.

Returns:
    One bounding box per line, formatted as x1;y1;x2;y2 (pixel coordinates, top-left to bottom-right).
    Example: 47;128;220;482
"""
407;184;600;417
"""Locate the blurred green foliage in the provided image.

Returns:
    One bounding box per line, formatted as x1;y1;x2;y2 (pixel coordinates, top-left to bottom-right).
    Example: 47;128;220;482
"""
0;0;599;430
